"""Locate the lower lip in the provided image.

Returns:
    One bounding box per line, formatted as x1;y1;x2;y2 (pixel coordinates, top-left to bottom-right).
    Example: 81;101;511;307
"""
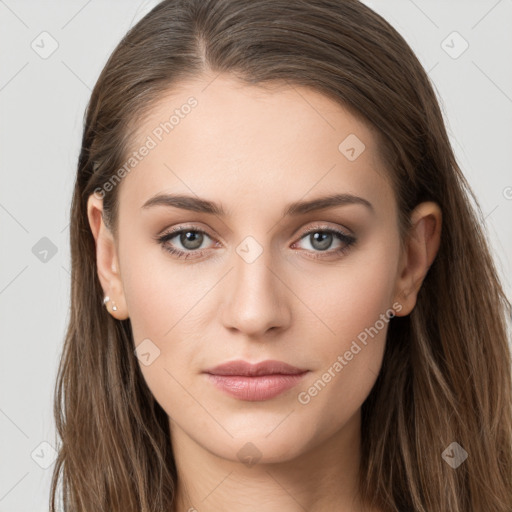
204;372;309;401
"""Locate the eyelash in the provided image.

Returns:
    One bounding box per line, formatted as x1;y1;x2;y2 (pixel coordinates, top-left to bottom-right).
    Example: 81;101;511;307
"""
155;224;357;261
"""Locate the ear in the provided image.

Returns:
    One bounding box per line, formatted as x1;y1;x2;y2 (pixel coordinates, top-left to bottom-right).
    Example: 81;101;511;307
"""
86;193;129;320
393;201;442;316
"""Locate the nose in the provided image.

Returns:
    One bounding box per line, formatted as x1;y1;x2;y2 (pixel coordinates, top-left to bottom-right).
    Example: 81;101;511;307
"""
220;246;291;338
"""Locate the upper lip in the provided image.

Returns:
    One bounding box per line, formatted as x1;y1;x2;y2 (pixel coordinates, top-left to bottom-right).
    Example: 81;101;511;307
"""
204;359;308;376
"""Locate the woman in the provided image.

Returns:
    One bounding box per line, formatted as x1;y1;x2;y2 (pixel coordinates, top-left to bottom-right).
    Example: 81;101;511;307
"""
50;1;512;511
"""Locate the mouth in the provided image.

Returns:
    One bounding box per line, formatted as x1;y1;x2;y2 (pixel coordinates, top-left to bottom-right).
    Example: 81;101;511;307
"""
203;359;309;401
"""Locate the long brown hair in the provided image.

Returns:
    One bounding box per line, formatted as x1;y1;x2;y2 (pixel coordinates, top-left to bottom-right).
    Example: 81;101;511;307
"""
51;0;512;510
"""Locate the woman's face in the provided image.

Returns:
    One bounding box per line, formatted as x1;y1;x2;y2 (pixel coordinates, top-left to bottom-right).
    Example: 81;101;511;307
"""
90;74;411;463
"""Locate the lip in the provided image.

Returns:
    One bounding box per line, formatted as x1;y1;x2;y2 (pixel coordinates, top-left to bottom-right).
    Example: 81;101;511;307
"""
204;359;307;376
203;359;309;401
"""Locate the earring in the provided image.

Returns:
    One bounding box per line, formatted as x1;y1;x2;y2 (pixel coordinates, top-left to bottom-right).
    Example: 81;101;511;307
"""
103;295;118;311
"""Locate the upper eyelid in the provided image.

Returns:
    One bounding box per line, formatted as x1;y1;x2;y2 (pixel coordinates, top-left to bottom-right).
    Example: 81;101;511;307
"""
159;225;215;241
298;224;352;236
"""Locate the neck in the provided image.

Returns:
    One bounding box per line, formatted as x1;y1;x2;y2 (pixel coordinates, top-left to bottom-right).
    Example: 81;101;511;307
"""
170;409;375;512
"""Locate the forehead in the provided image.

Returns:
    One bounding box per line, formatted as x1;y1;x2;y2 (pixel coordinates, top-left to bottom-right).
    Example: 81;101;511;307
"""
117;74;393;218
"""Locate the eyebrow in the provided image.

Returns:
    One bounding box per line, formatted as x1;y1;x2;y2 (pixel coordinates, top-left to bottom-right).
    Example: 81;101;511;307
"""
141;192;374;216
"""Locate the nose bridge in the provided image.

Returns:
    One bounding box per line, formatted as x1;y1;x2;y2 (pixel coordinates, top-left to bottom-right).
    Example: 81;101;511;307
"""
220;234;290;336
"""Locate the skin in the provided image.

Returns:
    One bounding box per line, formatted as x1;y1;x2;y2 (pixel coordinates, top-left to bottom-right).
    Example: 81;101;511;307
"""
87;73;441;512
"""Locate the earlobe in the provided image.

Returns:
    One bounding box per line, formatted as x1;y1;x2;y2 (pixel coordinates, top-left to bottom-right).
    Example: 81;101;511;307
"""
86;194;129;320
393;201;442;316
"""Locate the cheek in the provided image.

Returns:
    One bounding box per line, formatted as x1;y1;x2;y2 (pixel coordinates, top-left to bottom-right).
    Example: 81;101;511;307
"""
121;259;199;417
293;236;397;423
120;239;205;342
301;233;399;347
119;242;214;408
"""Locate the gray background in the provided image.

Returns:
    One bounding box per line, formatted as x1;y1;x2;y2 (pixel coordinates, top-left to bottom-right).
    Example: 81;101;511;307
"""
1;1;511;510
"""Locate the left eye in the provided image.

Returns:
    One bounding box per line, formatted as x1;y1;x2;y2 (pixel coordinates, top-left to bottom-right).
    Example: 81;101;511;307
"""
294;228;352;252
